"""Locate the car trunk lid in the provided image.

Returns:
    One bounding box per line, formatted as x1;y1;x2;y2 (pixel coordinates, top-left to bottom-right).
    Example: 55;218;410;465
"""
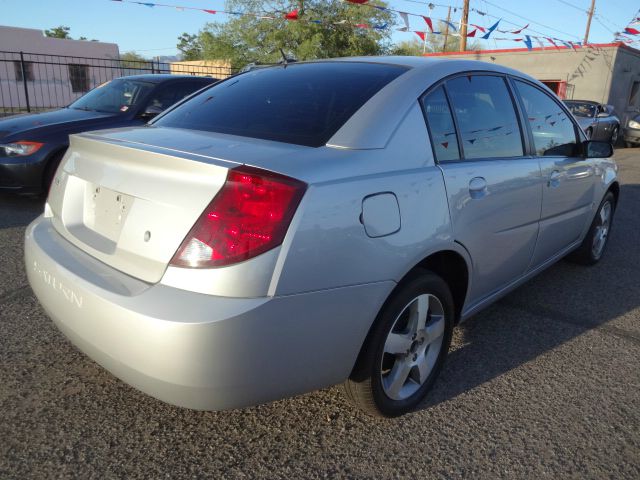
47;133;237;283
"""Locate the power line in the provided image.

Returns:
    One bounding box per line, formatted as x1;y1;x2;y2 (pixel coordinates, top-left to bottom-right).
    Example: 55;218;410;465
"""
481;0;582;40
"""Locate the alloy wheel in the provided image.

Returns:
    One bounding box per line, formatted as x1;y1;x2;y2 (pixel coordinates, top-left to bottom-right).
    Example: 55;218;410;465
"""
380;294;445;401
592;200;612;259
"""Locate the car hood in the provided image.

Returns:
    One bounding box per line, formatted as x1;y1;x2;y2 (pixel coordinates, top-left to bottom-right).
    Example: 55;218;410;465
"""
0;108;121;141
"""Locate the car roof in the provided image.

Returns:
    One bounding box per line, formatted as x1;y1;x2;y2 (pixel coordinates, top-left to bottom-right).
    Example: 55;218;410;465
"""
113;74;216;83
317;56;545;149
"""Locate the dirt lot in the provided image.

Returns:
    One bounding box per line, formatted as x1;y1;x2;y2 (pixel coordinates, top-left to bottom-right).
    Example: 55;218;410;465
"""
1;150;639;479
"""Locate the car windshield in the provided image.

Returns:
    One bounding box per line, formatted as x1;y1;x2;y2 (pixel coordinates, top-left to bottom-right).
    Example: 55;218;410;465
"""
69;78;155;114
153;62;408;147
564;101;596;118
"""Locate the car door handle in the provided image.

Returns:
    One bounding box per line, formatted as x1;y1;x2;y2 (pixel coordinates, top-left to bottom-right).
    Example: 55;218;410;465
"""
469;177;488;199
548;170;561;188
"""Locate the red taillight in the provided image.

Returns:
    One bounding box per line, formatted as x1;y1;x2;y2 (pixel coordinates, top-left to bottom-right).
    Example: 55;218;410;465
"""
170;166;307;268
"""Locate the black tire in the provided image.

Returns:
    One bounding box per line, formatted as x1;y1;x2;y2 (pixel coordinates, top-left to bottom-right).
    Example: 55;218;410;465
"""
567;192;616;265
610;126;619;146
343;270;454;417
42;149;66;195
626;141;635;149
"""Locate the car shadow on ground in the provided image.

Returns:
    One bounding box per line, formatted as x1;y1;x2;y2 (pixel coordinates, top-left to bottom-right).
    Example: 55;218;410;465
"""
0;193;44;229
420;182;640;411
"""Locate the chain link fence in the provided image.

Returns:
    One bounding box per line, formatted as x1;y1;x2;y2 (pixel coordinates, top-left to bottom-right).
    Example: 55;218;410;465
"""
0;51;235;117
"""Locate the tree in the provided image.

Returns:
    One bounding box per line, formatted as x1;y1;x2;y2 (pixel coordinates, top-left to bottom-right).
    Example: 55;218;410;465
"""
183;0;394;69
177;33;203;61
119;51;152;69
391;39;425;56
44;26;98;41
44;26;71;39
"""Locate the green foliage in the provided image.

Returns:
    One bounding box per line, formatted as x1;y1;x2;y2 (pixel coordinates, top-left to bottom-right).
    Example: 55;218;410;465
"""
44;26;71;39
119;51;152;69
391;39;425;56
44;26;98;41
182;1;394;69
177;33;203;61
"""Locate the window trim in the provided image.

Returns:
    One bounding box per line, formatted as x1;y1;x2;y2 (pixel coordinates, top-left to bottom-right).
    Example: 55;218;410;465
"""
510;76;585;158
420;85;462;163
419;71;529;164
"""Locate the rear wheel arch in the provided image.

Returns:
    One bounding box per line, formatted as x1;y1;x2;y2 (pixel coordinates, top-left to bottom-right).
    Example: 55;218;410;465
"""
410;250;470;324
349;248;470;383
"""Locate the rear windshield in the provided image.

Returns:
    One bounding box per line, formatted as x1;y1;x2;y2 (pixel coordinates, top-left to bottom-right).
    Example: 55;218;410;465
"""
153;62;408;147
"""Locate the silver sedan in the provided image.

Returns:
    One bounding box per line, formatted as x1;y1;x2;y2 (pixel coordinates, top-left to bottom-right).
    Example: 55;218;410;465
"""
564;100;621;143
25;57;618;417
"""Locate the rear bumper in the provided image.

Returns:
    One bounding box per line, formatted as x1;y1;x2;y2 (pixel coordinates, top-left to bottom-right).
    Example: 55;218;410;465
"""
25;215;394;410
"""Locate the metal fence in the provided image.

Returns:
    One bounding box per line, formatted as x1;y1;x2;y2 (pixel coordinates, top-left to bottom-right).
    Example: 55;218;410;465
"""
0;51;236;116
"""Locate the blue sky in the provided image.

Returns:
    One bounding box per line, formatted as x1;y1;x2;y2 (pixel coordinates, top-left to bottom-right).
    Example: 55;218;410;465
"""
0;0;637;56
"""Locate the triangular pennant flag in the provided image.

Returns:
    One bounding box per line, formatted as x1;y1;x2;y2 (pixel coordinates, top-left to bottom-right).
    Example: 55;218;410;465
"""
625;27;640;35
471;24;486;33
373;23;388;30
415;31;426;41
284;9;298;20
203;9;216;14
346;0;369;3
398;12;410;32
482;19;500;39
441;142;449;149
467;29;477;37
511;23;529;34
422;16;434;32
523;35;533;51
444;20;457;32
356;23;370;29
546;37;560;49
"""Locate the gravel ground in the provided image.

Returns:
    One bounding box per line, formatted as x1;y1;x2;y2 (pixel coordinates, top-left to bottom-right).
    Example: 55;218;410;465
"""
1;150;639;479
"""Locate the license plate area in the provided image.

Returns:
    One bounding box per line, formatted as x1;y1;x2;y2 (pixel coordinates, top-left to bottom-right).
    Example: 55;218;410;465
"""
83;184;134;242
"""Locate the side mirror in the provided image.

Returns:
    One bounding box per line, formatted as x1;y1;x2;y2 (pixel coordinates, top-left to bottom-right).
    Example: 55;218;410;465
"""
596;111;609;118
139;105;164;119
584;140;613;158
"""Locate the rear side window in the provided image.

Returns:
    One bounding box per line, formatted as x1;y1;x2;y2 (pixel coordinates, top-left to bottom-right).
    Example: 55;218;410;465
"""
446;75;524;160
421;86;460;162
154;62;407;147
514;80;578;157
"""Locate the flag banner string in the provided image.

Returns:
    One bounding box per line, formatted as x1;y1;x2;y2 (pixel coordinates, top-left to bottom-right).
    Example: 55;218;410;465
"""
107;0;625;52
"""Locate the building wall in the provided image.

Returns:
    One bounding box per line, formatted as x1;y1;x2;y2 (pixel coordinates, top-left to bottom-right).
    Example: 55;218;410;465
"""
610;46;640;127
0;25;120;110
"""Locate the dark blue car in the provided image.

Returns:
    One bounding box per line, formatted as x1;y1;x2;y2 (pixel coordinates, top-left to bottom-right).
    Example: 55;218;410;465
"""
0;74;215;194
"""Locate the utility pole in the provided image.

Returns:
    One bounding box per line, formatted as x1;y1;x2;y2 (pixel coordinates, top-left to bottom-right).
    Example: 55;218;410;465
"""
460;0;470;51
442;6;452;52
584;0;596;44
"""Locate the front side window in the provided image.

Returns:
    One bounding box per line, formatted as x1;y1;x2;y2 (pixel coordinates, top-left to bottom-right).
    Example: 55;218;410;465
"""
421;86;460;162
514;80;578;157
445;75;523;160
